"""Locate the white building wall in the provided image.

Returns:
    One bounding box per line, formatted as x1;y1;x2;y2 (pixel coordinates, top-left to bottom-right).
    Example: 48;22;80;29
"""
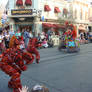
38;0;68;20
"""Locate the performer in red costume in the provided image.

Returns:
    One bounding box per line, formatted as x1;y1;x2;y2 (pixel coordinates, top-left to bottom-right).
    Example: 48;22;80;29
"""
0;36;34;92
70;24;77;40
26;38;40;64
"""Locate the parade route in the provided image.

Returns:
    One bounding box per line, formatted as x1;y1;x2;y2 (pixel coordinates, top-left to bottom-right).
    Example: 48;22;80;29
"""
1;44;92;92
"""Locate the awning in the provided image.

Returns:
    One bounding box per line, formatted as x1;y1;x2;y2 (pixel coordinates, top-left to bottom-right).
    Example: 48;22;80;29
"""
44;5;51;11
25;0;32;6
16;0;23;6
53;24;65;28
42;23;65;29
42;23;53;28
54;7;61;13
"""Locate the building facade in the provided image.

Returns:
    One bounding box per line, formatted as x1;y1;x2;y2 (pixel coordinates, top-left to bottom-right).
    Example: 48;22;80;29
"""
67;0;92;35
7;0;70;36
7;0;92;36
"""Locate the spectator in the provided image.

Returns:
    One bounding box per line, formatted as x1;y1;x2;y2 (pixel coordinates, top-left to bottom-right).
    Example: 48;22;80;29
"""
19;36;25;50
48;39;54;48
21;28;25;36
84;32;88;44
4;31;10;48
40;32;45;40
30;85;49;92
19;85;49;92
37;33;41;41
9;29;15;38
29;31;33;38
0;31;5;53
24;29;30;48
42;38;48;48
15;29;21;39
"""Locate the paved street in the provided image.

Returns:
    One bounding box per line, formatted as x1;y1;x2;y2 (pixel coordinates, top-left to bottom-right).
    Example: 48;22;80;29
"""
1;43;92;92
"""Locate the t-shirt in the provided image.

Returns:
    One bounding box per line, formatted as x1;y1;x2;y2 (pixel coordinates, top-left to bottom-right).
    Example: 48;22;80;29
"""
0;35;4;43
5;34;10;41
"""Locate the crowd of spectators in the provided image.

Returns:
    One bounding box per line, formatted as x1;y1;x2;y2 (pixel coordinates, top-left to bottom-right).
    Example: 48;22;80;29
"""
0;27;55;53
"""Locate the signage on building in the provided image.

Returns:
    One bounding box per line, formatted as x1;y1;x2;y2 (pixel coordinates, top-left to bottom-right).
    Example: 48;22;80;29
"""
11;9;33;15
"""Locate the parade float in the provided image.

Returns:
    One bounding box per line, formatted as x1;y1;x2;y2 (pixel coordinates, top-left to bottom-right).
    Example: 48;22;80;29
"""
58;22;80;53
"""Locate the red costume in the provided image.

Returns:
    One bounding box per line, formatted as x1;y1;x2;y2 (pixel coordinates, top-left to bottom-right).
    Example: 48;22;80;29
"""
0;36;34;92
26;38;40;64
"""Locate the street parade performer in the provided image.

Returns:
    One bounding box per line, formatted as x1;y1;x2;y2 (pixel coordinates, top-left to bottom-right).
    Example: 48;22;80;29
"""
0;35;35;92
26;38;40;64
58;22;80;52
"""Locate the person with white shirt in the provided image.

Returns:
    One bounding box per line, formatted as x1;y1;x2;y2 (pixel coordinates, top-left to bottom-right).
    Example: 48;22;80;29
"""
0;31;5;53
5;31;10;48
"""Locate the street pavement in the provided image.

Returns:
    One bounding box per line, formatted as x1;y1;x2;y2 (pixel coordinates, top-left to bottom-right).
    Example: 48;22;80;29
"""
1;43;92;92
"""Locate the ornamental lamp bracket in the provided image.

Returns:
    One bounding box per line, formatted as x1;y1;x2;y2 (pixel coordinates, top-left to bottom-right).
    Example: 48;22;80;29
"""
37;10;42;17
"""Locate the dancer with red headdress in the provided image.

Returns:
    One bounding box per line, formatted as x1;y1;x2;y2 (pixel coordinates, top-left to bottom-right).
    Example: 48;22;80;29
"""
26;38;40;64
0;35;34;92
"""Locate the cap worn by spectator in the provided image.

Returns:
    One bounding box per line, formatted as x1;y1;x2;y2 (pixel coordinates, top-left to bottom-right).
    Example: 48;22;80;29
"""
30;85;49;92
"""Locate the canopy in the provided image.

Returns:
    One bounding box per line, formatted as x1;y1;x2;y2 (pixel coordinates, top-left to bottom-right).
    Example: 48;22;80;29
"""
25;0;32;6
54;7;61;13
16;0;23;6
44;5;51;11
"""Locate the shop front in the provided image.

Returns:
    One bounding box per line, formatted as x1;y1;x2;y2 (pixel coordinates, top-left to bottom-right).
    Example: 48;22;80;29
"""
8;9;38;36
42;23;65;35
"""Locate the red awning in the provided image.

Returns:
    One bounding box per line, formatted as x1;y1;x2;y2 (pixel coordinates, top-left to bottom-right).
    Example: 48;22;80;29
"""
16;0;23;6
42;23;65;29
25;0;32;6
53;24;65;28
44;5;51;11
54;7;61;13
42;23;53;28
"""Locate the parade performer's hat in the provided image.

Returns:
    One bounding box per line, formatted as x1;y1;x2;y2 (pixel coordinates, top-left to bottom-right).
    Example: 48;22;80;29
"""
9;35;20;48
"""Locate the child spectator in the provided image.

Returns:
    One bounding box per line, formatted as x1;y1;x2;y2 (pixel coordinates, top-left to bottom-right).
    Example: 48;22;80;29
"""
42;38;48;48
19;36;25;50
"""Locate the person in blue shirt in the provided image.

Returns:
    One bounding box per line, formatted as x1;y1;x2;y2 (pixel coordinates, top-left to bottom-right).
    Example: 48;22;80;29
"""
24;28;30;48
9;29;15;38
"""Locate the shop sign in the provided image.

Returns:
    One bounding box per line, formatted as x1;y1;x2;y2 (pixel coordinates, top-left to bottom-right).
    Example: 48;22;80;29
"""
11;9;32;15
